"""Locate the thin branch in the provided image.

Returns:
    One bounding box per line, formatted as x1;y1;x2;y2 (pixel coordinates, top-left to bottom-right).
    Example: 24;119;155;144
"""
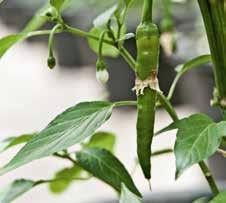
53;152;77;164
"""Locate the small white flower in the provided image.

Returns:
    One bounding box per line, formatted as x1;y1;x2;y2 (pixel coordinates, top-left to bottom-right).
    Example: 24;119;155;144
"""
96;69;109;84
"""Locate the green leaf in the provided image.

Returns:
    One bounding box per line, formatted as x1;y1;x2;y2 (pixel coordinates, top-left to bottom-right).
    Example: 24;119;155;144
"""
175;55;212;73
93;5;118;27
168;55;212;99
49;164;83;194
192;197;209;203
76;148;141;197
0;133;35;153
50;0;70;12
173;114;222;178
0;4;51;58
0;101;114;176
88;27;119;58
0;34;26;58
84;131;116;152
209;191;226;203
0;179;35;203
120;183;143;203
216;121;226;136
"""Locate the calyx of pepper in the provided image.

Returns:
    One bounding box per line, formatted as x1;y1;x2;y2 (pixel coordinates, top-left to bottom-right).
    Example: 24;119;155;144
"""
132;70;160;95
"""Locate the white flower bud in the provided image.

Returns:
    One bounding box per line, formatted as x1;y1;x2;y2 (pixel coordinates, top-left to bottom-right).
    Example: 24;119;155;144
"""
96;69;109;84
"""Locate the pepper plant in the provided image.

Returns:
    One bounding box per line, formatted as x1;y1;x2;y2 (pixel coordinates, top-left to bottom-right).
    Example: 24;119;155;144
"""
0;0;225;202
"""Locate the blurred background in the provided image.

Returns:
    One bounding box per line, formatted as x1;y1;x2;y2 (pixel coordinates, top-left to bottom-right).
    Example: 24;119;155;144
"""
0;0;225;202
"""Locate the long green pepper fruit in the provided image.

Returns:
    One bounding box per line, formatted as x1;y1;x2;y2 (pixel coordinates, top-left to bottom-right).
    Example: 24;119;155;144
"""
134;0;160;180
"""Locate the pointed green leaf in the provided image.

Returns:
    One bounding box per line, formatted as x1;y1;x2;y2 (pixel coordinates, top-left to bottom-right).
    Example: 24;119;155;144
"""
76;148;141;197
168;55;212;99
93;5;118;28
0;34;27;58
120;183;143;203
49;164;83;194
0;101;114;176
209;191;226;203
174;114;222;178
84;131;116;152
0;133;35;153
175;55;212;73
88;27;119;58
0;179;35;203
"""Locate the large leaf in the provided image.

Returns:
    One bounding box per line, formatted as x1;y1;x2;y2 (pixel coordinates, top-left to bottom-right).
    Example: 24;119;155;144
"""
0;179;35;203
76;148;141;197
88;27;119;58
158;114;223;178
0;133;35;153
168;55;212;99
120;183;143;203
49;164;83;194
0;101;114;176
84;131;116;152
93;5;117;27
209;191;226;203
175;114;222;178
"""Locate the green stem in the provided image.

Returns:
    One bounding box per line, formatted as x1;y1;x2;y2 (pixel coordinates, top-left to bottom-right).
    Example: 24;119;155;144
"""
120;47;136;70
53;152;77;164
35;177;90;186
65;25;136;71
48;24;62;57
152;148;173;156
158;91;219;196
199;161;219;196
98;30;108;59
26;26;137;72
114;100;137;107
142;0;153;23
65;25;114;46
157;91;179;121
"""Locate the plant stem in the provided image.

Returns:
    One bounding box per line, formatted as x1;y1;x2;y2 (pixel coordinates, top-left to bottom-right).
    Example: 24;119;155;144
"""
152;148;173;156
158;91;219;196
53;152;77;164
65;25;114;45
26;26;137;73
114;100;137;107
199;161;219;196
142;0;153;23
35;177;90;186
157;91;179;121
120;47;136;70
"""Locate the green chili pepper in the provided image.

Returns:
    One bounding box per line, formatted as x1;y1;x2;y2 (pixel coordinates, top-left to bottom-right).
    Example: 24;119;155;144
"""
134;0;160;180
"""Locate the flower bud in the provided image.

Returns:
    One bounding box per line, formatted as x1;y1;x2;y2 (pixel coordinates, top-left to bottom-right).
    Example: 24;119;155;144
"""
96;59;109;84
48;56;56;69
